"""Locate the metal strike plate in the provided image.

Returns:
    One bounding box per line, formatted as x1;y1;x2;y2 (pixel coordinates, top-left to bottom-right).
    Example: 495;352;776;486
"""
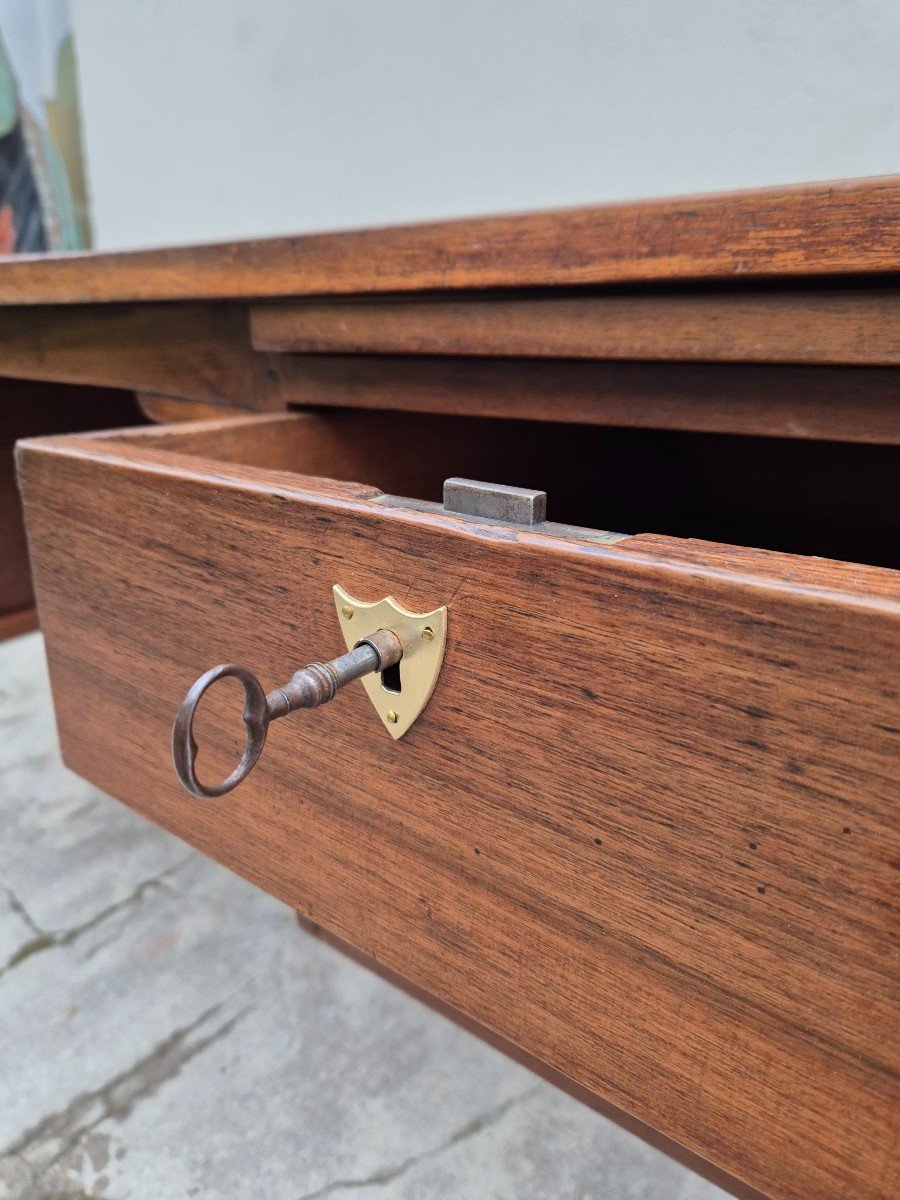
443;477;547;525
333;585;447;740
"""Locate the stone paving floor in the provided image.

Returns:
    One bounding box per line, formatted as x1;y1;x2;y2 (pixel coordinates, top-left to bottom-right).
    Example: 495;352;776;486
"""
0;632;729;1200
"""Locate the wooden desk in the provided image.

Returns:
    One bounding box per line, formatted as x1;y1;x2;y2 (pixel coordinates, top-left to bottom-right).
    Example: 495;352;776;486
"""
4;177;898;1200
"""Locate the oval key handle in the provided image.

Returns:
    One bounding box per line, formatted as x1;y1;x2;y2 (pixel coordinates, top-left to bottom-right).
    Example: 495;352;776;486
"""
172;629;402;800
172;663;269;799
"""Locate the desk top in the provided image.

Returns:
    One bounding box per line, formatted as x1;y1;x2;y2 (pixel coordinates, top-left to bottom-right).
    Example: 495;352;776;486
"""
0;176;897;305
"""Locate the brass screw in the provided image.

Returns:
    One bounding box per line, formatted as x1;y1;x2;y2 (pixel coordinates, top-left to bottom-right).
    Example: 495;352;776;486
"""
387;710;399;724
422;626;434;641
341;605;354;620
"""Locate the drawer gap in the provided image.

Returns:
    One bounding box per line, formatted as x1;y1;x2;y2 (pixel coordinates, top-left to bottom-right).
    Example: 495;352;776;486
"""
106;409;899;568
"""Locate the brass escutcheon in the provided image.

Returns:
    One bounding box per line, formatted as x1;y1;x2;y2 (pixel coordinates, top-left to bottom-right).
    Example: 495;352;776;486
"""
333;585;447;740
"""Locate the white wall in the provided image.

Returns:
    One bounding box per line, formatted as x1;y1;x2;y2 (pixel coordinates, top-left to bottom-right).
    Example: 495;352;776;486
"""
0;0;71;118
69;0;900;250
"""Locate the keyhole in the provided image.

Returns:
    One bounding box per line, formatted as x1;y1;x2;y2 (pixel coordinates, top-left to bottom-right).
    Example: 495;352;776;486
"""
381;662;402;694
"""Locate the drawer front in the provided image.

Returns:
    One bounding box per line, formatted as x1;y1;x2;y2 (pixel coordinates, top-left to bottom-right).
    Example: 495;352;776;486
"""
18;416;900;1200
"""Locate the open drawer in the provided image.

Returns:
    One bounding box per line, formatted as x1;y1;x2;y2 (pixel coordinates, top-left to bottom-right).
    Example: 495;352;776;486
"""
17;410;899;1200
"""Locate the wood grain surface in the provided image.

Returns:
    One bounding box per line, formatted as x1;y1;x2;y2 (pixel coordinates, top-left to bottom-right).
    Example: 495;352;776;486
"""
265;354;900;444
4;300;898;444
17;415;900;1200
295;912;771;1200
251;288;900;365
1;177;897;304
0;304;264;404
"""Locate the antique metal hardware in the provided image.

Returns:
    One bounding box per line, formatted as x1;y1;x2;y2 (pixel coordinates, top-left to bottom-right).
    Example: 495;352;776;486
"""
443;477;547;524
172;588;447;800
333;586;447;739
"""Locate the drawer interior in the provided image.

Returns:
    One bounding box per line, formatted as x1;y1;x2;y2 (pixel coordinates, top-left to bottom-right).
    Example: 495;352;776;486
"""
109;409;897;567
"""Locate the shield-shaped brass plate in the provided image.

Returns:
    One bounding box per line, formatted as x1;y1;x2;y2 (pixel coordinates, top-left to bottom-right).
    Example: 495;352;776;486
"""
333;585;447;740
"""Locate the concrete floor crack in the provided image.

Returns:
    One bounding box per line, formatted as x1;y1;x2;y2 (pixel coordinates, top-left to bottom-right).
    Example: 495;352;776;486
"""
0;1002;250;1199
0;854;194;980
295;1084;543;1199
1;880;46;937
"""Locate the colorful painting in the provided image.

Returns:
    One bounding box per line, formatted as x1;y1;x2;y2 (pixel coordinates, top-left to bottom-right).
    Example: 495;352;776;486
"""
0;0;90;253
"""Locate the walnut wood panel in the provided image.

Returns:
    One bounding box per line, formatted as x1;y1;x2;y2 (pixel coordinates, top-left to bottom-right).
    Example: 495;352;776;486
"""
0;303;270;405
17;417;899;1200
251;289;900;365
1;177;898;304
266;354;900;444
